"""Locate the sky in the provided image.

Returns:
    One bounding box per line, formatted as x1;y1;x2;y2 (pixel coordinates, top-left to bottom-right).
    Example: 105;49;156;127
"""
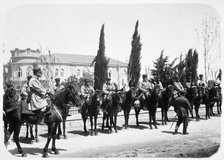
1;2;221;75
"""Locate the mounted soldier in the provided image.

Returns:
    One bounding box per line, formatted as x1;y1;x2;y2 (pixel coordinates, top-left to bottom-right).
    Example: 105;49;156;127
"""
173;76;185;98
138;74;154;100
28;67;50;124
80;78;95;106
54;77;64;93
197;74;207;88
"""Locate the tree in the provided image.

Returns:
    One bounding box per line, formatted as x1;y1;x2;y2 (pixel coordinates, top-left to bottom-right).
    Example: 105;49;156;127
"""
196;14;220;81
185;49;198;83
151;50;177;87
92;24;109;90
127;20;142;87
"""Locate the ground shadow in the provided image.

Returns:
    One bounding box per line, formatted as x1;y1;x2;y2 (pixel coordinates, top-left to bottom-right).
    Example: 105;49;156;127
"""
67;130;89;136
19;137;37;144
8;147;67;157
161;130;182;135
124;124;148;130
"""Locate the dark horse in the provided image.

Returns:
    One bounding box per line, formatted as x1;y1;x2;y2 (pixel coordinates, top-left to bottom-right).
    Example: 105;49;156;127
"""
102;91;123;133
4;82;82;157
186;85;199;119
195;85;219;120
158;85;173;125
81;90;102;135
145;85;161;129
122;87;139;129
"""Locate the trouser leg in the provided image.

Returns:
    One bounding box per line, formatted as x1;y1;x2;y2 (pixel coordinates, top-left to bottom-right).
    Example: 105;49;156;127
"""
183;117;189;134
175;116;182;133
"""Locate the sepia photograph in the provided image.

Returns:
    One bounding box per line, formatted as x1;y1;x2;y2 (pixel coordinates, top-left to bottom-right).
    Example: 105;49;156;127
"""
1;0;223;158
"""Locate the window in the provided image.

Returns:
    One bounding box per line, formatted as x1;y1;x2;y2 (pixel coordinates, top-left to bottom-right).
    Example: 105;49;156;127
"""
18;68;22;77
108;70;111;78
26;66;33;77
61;68;64;77
77;69;80;77
55;68;59;77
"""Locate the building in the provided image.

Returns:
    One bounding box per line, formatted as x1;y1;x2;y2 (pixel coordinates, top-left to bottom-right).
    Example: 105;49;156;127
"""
3;48;128;91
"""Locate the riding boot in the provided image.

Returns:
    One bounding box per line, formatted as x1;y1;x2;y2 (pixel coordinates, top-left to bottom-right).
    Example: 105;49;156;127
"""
37;111;45;125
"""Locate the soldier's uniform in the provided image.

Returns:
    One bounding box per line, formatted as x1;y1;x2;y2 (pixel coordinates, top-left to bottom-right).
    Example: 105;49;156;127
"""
138;74;154;99
28;67;49;124
54;78;65;93
173;91;193;134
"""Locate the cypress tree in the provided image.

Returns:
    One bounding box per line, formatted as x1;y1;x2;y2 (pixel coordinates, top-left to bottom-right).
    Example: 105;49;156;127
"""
92;24;109;90
127;20;142;87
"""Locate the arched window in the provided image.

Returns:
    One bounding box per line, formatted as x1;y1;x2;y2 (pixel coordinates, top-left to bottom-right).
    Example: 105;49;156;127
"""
61;68;64;77
55;68;59;77
26;66;33;77
108;70;111;78
18;68;22;77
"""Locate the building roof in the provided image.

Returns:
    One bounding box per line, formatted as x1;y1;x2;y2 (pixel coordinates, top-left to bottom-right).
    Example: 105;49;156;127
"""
51;53;128;67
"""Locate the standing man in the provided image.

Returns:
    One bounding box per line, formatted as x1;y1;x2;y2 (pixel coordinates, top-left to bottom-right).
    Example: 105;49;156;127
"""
29;67;49;124
173;90;193;134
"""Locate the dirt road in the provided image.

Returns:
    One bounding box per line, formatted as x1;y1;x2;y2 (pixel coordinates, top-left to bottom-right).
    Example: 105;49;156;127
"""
3;107;223;158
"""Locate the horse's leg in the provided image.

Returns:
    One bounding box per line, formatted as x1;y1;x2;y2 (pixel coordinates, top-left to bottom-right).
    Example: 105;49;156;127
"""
35;124;39;142
191;103;194;118
153;108;158;129
13;123;27;157
149;110;152;129
161;107;164;125
62;118;67;139
109;115;113;133
56;123;61;139
90;116;93;135
51;122;59;155
113;113;118;133
123;110;127;129
26;123;29;139
82;114;87;132
195;104;200;121
94;114;98;135
102;113;105;131
43;123;54;157
106;116;109;128
30;124;35;142
134;108;140;126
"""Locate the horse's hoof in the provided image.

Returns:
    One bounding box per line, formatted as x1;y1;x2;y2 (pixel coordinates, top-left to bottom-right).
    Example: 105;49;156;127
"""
57;135;60;140
36;139;39;143
22;153;27;157
53;149;59;155
64;136;67;139
155;126;158;129
95;132;98;136
115;130;118;133
42;153;49;158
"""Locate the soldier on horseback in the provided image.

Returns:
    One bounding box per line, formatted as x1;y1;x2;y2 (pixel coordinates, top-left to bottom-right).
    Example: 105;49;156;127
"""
28;67;50;124
173;76;185;98
80;78;95;113
54;77;64;93
197;74;207;88
138;74;154;99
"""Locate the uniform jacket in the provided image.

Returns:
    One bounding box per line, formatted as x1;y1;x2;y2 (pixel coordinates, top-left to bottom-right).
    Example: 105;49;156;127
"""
174;95;192;117
29;75;48;110
102;82;115;95
81;85;95;98
54;84;65;93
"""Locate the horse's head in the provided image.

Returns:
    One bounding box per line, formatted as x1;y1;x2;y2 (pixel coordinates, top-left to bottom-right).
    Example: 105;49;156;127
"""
92;89;102;106
66;82;83;108
112;91;124;107
190;85;199;97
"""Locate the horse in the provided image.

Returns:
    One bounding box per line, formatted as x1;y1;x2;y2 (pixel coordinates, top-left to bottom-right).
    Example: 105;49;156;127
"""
186;85;199;119
4;82;82;157
102;90;123;133
158;85;173;125
196;85;218;120
121;87;139;129
80;90;102;135
146;84;161;129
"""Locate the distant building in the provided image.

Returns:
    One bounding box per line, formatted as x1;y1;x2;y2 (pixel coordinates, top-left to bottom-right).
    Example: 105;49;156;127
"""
3;48;128;91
